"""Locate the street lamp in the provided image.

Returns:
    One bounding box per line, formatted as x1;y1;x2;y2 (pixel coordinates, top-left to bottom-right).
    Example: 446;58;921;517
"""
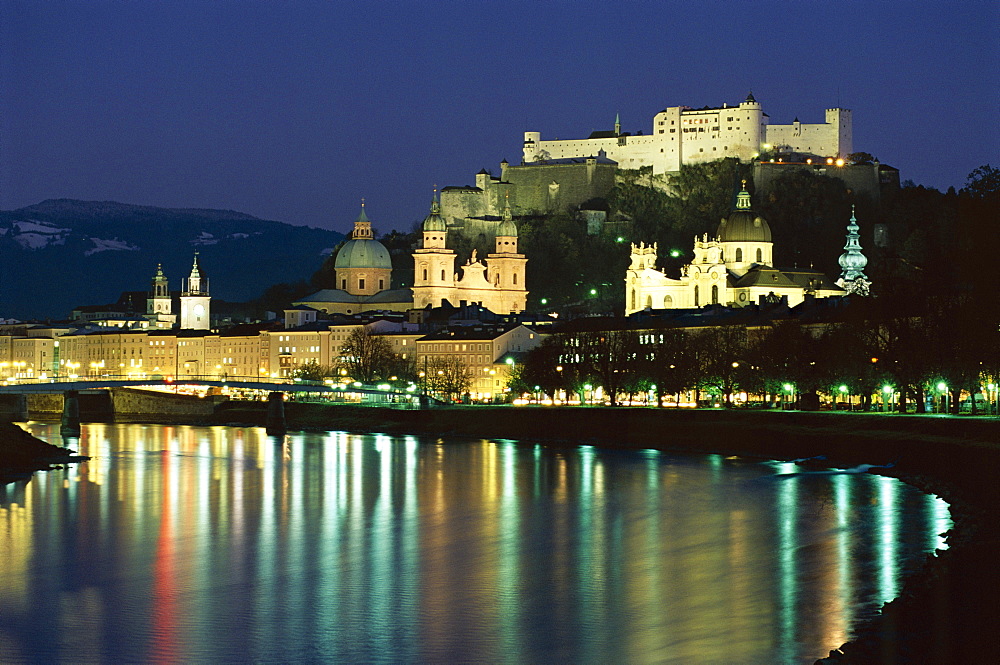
937;382;948;414
883;385;894;413
783;383;794;410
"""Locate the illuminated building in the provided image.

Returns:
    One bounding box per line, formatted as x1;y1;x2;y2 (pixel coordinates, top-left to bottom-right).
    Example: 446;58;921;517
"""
524;92;851;175
412;195;528;314
179;253;211;330
625;182;844;314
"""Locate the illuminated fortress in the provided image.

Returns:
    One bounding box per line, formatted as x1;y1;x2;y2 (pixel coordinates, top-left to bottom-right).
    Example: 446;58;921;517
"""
523;92;851;175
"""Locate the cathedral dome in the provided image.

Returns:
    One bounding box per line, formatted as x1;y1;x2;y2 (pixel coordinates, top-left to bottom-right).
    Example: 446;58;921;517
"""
334;207;392;270
716;183;771;243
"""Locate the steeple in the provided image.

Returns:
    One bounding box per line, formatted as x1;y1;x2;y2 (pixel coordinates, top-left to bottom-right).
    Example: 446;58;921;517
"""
184;252;207;295
614;112;621;136
837;205;871;295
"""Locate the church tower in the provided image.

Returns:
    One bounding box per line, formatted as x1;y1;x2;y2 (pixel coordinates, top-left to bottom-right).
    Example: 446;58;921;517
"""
147;264;171;315
837;205;871;295
145;263;176;329
179;253;211;330
412;192;457;308
485;196;528;312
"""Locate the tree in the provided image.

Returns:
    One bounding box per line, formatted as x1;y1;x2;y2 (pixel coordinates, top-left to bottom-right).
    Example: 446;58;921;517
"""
337;327;397;383
425;356;473;400
962;164;1000;200
291;360;337;382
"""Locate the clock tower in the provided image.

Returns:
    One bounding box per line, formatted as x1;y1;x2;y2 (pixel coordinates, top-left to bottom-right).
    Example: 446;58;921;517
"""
179;253;211;330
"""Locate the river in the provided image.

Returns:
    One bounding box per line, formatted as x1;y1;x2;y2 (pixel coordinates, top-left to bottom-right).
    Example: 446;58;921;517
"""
0;422;950;664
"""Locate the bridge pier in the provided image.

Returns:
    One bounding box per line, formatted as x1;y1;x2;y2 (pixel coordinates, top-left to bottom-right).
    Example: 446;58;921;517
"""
60;390;81;437
265;392;286;436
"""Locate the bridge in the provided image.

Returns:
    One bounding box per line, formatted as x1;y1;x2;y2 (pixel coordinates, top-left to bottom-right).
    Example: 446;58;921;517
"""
0;377;442;436
0;376;422;398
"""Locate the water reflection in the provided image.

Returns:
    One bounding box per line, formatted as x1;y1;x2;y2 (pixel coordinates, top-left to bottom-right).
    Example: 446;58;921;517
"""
0;423;950;664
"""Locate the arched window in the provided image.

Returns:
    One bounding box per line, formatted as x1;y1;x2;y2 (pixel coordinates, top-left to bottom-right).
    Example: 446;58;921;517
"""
664;295;673;307
694;285;699;306
513;272;517;285
735;248;743;262
631;289;636;310
712;284;719;304
756;248;763;263
441;269;446;281
422;269;428;281
495;274;500;286
646;295;652;309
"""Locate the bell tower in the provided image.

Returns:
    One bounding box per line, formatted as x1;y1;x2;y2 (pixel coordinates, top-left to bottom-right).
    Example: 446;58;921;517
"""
485;195;528;313
412;191;457;308
179;253;211;330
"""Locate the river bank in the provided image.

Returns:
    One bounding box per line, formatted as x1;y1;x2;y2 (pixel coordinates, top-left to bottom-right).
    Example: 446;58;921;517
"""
0;421;83;484
211;403;1000;664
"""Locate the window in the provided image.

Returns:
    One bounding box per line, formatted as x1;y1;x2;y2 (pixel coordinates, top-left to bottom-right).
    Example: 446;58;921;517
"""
712;285;719;304
341;279;346;289
756;248;763;262
669;129;675;133
694;285;699;307
513;272;517;285
735;248;743;262
441;270;446;281
663;295;672;307
423;269;428;280
378;279;384;290
358;278;365;290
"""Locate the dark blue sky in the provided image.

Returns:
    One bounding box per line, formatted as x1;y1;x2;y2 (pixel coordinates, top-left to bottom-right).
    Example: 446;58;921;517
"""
2;1;997;234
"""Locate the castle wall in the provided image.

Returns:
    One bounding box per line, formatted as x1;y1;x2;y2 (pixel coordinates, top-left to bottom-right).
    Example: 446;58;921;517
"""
523;98;849;176
504;161;617;213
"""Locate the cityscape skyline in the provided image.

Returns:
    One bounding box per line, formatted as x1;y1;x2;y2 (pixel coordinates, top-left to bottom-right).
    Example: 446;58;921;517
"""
2;1;997;234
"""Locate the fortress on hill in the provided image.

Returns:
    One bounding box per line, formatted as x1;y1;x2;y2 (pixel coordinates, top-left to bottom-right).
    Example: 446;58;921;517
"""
440;93;856;236
523;92;852;174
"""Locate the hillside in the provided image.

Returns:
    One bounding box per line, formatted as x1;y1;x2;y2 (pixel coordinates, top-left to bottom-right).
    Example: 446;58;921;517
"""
0;200;344;319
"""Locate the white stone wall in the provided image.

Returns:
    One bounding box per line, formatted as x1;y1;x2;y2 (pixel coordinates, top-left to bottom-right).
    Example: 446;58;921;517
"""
524;98;848;175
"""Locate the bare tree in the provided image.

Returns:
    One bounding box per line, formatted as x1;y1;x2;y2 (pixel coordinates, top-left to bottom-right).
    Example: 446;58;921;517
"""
337;327;397;383
425;356;473;400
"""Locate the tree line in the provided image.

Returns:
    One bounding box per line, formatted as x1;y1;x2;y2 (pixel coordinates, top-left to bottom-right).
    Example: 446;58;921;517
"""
510;293;1000;414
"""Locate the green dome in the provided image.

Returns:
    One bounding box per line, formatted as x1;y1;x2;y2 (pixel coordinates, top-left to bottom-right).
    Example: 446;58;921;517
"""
497;219;518;237
334;237;391;270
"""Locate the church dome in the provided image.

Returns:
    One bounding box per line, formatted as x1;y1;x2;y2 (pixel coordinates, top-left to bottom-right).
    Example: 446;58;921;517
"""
334;207;391;270
717;183;771;243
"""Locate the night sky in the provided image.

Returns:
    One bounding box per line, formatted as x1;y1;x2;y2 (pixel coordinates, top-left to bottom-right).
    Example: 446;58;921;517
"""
2;1;997;234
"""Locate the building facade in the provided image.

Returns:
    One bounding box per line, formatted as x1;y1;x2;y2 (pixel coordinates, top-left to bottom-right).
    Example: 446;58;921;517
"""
412;197;528;313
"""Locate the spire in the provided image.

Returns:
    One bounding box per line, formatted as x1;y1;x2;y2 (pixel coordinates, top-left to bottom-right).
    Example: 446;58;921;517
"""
614;112;621;136
422;187;446;233
837;204;871;295
735;179;752;209
352;200;374;239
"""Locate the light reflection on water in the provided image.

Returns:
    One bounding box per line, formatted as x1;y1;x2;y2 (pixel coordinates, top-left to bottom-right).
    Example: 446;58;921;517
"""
0;422;950;664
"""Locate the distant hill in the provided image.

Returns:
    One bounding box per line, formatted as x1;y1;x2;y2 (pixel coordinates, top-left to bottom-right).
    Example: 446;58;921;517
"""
0;199;344;320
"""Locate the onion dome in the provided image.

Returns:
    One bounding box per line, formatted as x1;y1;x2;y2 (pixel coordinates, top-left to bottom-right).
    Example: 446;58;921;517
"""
838;205;869;279
422;194;447;232
334;204;391;270
717;181;771;243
